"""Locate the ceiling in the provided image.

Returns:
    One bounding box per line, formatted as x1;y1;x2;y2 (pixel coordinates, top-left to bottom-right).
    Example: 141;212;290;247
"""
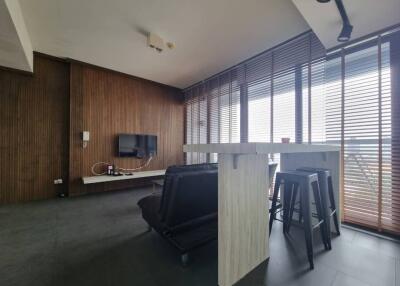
17;0;309;88
1;0;399;88
0;0;32;72
292;0;400;49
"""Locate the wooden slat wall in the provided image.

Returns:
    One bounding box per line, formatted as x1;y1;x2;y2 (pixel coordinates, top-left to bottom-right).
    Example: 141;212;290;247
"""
69;62;184;196
0;54;184;203
0;55;70;203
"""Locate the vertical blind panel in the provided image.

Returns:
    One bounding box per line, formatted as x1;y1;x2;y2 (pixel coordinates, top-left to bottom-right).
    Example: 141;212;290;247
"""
302;66;309;143
380;42;395;231
325;57;342;145
218;70;241;144
390;33;400;234
209;78;220;163
343;45;381;227
244;53;273;84
302;60;326;143
231;70;241;144
198;87;208;163
219;73;231;144
184;69;241;163
273;33;325;75
209;78;220;144
273;70;296;143
311;61;327;143
248;78;271;142
185;96;193;164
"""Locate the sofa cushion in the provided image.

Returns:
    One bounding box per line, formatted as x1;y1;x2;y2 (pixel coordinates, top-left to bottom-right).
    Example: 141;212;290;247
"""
164;170;218;227
158;163;217;221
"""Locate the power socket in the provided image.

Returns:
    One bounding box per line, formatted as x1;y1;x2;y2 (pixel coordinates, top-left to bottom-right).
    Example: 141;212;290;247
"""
54;179;63;185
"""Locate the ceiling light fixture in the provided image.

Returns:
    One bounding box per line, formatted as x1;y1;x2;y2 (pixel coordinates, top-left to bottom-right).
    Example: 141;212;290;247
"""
334;0;353;42
337;23;353;42
317;0;353;42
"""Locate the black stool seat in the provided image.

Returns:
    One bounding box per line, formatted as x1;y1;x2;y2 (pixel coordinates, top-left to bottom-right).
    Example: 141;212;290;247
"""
269;170;329;270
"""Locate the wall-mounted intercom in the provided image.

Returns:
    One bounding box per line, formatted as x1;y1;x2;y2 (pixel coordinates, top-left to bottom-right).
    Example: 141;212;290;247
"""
81;131;90;148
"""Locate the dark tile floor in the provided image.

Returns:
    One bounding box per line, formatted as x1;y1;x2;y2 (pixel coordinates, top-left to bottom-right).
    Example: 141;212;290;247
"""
0;187;399;286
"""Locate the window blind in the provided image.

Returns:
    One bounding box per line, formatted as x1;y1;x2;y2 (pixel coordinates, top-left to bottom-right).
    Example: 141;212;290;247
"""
248;77;271;142
343;44;382;228
272;70;296;143
301;59;326;143
323;31;400;234
184;27;400;235
185;31;325;150
184;69;241;163
388;32;400;234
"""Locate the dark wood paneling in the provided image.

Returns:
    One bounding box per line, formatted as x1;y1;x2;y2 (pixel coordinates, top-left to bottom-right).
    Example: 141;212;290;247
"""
69;63;184;196
0;53;183;203
0;55;70;203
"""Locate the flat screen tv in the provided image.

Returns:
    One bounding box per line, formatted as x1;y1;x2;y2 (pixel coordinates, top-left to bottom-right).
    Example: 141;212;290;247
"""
118;134;157;158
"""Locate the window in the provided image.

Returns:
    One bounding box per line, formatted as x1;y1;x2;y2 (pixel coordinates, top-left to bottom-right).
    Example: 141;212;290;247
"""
272;70;296;143
184;29;400;235
248;78;271;142
185;70;240;164
312;33;399;234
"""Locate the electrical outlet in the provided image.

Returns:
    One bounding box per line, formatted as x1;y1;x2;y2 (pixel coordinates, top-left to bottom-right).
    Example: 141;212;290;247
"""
54;179;63;185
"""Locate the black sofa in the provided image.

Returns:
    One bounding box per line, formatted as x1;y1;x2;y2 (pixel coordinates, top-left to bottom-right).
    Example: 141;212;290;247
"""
137;163;218;264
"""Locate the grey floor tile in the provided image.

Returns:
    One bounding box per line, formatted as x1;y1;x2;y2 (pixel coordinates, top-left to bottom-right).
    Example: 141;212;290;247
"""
1;187;399;286
331;272;373;286
315;238;396;286
352;231;400;259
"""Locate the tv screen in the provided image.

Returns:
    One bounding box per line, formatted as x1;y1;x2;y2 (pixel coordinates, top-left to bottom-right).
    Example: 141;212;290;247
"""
118;134;157;158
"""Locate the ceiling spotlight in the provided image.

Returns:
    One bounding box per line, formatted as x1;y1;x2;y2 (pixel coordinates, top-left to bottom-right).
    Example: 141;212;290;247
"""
337;24;353;42
316;0;331;3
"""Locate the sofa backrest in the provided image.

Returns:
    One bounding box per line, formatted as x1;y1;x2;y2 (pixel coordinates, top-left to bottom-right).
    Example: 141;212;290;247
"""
162;169;218;228
158;163;217;220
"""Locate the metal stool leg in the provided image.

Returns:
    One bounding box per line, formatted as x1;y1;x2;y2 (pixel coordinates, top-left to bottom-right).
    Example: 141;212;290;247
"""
287;183;299;233
300;180;314;270
328;176;340;235
311;181;329;251
269;175;281;235
283;181;293;234
317;173;332;250
298;191;303;224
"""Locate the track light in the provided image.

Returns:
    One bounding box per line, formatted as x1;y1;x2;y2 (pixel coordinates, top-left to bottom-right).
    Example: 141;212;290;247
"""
337;24;353;42
316;0;353;42
335;0;353;42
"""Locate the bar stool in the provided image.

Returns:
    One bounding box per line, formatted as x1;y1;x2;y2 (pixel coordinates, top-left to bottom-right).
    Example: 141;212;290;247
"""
297;167;340;238
269;171;328;270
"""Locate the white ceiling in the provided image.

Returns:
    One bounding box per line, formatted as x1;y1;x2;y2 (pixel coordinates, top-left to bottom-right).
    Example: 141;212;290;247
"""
292;0;400;49
17;0;309;88
2;0;399;88
0;0;32;72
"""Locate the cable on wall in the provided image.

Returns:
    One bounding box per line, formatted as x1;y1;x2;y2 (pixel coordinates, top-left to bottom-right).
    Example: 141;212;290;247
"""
90;156;153;176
